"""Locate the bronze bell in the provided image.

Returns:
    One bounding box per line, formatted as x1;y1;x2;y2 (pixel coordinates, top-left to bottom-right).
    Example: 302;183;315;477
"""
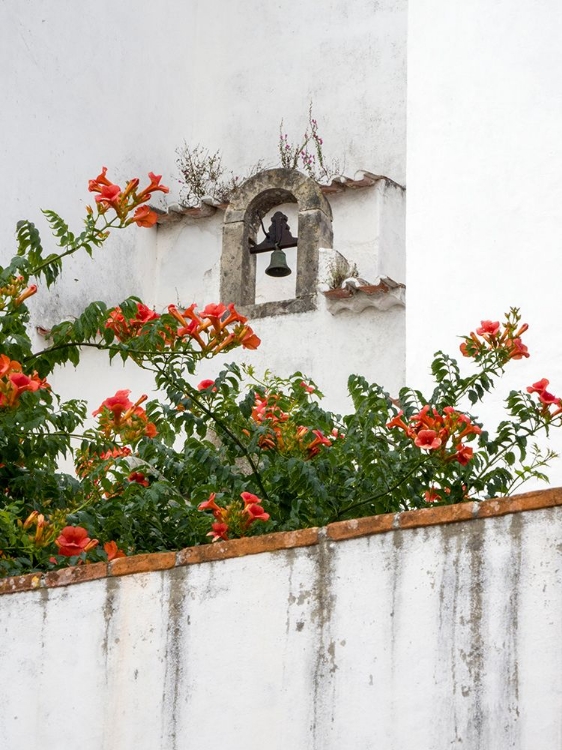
265;247;292;277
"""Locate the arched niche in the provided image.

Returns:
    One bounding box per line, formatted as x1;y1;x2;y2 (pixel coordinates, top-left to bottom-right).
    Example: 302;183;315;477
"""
220;168;333;318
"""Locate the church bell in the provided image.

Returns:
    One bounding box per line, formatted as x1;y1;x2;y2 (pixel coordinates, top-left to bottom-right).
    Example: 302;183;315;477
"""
265;247;292;277
249;211;296;278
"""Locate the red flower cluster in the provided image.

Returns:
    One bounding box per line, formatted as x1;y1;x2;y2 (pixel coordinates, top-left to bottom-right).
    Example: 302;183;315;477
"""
88;168;169;227
103;299;262;360
423;484;469;504
251;393;290;449
104;541;126;561
0;275;37;309
387;405;481;465
128;471;150;487
424;488;442;503
306;429;333;457
197;379;216;391
100;446;132;461
0;355;49;408
105;302;160;341
55;526;98;557
93;389;157;442
198;491;270;541
248;393;332;458
22;511;56;547
250;391;335;458
167;302;260;354
460;313;529;361
527;379;562;417
75;445;132;479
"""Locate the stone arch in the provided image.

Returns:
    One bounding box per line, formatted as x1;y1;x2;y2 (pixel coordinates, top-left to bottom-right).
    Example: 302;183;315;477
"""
220;168;333;318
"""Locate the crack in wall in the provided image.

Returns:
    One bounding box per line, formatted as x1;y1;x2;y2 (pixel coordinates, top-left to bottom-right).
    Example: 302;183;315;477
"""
311;530;337;749
101;577;119;665
459;523;485;749
389;527;404;750
497;514;522;746
436;525;463;745
162;567;189;750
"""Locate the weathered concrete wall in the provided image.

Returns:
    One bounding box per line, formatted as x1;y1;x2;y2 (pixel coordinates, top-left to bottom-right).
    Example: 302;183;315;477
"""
2;495;561;749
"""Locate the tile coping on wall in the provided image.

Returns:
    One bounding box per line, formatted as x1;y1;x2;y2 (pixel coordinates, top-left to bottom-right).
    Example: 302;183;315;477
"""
1;487;561;596
154;171;406;225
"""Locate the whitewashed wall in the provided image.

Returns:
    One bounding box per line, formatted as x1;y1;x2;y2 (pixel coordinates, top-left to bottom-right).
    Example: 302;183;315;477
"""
153;183;406;413
406;2;562;485
0;0;407;299
1;506;561;749
0;0;407;417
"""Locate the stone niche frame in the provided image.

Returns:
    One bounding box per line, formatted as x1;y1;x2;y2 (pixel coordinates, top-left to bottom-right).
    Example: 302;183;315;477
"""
220;168;333;319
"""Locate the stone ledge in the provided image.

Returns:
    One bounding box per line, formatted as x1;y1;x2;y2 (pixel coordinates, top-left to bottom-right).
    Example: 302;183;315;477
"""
477;487;562;517
155;171;404;225
176;527;319;565
327;513;396;541
1;488;561;595
398;501;478;529
0;572;42;595
322;276;406;315
44;562;108;588
238;295;317;320
109;551;177;577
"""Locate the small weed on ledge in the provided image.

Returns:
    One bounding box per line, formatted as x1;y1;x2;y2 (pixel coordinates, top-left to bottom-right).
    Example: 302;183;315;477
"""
325;254;359;290
176;105;342;208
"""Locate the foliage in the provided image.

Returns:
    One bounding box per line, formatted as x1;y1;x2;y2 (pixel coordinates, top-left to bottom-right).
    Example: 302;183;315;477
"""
176;145;225;207
1;169;561;579
176;143;265;208
278;103;341;182
325;253;359;289
176;105;340;207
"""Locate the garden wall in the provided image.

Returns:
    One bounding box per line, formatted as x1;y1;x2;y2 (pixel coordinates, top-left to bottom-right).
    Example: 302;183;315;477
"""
1;488;561;749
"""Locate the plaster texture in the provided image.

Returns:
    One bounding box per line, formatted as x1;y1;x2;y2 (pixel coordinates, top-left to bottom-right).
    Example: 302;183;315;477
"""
43;180;406;420
1;0;407;423
1;506;561;749
406;2;562;485
0;0;407;292
151;177;406;415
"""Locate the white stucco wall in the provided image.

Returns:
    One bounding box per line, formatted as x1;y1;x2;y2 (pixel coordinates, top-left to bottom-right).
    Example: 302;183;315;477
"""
1;505;561;749
406;3;562;485
33;181;406;422
152;182;406;413
0;0;407;285
1;0;407;418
